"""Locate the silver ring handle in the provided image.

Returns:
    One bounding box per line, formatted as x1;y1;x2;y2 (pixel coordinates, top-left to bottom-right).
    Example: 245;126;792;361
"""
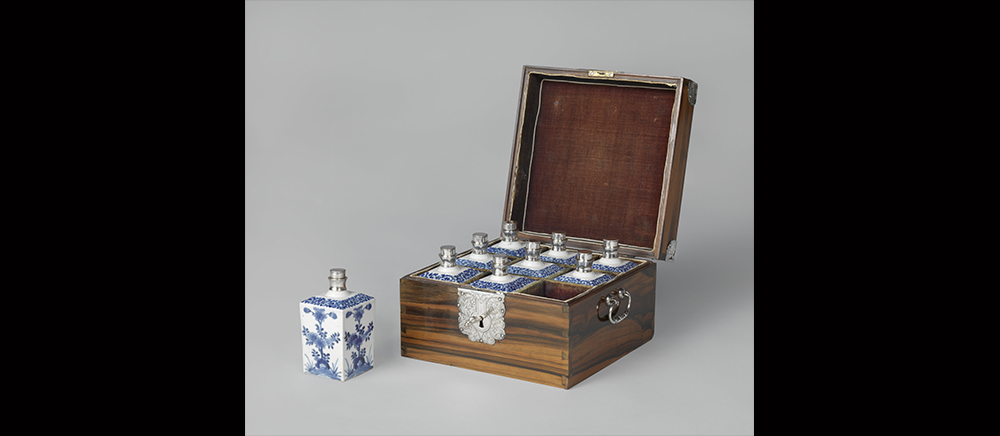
597;288;631;324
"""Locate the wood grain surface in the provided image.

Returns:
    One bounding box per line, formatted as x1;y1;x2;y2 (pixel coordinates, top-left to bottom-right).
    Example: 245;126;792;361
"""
502;66;695;260
400;275;571;387
400;259;655;389
566;262;655;387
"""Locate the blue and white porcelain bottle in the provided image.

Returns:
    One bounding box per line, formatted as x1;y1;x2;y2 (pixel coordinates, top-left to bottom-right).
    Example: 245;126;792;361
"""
456;232;495;270
487;221;526;258
418;245;481;283
300;268;375;382
540;231;577;266
554;251;613;286
508;241;564;279
469;255;536;293
592;239;638;274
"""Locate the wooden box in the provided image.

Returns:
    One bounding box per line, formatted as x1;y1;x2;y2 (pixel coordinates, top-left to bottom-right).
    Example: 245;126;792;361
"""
399;66;697;389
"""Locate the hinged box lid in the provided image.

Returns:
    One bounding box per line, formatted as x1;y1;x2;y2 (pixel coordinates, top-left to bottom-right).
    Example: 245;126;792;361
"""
502;66;696;261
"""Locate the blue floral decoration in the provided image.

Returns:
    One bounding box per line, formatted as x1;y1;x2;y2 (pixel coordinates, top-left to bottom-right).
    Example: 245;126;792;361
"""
302;317;343;380
302;294;373;310
592;260;638;274
554;273;612;286
418;268;479;283
508;263;564;279
487;246;526;258
303;306;338;323
455;257;493;270
301;294;375;381
342;315;375;378
541;253;577;266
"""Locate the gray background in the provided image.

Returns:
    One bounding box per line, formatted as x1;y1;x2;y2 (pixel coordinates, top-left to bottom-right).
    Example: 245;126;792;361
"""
245;1;753;434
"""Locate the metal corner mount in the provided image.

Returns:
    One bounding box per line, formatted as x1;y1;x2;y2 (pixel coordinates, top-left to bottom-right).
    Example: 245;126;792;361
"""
687;81;698;106
457;288;506;345
666;240;677;261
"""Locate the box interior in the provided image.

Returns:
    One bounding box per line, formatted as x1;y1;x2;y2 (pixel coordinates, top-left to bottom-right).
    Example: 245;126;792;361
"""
408;240;646;302
507;71;680;253
518;280;590;301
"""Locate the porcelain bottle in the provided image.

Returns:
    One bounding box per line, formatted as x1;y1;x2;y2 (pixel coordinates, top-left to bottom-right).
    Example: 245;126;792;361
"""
540;231;578;266
487;221;526;257
299;268;375;382
592;239;638;273
418;245;481;283
456;232;496;270
469;255;536;293
554;251;612;286
509;241;564;278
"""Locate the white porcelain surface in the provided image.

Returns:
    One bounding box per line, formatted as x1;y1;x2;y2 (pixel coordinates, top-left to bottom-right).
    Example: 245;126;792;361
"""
322;289;358;300
509;259;564;279
541;249;576;259
300;292;375;382
561;270;603;281
480;274;517;284
494;240;525;250
429;265;467;275
595;257;626;267
515;258;550;269
418;265;479;283
461;252;494;262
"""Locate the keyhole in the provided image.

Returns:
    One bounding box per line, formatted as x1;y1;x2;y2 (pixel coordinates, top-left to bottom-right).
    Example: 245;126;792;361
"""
479;319;484;328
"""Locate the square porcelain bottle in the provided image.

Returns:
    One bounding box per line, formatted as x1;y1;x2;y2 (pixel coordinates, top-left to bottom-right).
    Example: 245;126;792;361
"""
469;255;536;293
554;251;613;286
300;268;375;382
508;241;564;278
540;231;577;266
592;239;638;274
456;232;495;270
487;221;526;257
418;245;481;283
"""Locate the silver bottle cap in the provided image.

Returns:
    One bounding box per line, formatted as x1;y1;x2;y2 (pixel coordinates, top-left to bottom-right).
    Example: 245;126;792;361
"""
603;239;620;260
439;245;457;268
328;268;348;292
575;251;594;274
526;241;541;262
502;221;518;242
472;232;489;254
492;255;509;277
551;231;566;252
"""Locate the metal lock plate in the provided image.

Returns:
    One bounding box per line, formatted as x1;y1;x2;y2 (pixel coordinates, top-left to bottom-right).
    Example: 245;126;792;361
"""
457;288;506;345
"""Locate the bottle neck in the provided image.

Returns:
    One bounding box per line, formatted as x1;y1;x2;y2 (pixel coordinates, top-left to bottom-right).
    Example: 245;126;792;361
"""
440;245;457;268
576;252;593;273
525;242;540;262
329;278;348;292
551;233;567;252
492;256;508;277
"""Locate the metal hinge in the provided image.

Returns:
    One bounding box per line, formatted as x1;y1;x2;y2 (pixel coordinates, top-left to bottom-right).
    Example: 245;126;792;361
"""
666;240;677;261
588;70;614;78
